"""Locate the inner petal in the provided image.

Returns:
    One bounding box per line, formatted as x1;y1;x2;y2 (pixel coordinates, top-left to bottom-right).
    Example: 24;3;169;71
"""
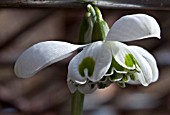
68;41;112;83
106;41;136;71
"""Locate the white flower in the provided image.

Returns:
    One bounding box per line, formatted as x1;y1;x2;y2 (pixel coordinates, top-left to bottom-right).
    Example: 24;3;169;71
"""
14;14;161;94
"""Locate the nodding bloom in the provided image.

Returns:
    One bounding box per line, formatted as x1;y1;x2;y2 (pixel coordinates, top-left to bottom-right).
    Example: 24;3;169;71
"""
14;14;161;94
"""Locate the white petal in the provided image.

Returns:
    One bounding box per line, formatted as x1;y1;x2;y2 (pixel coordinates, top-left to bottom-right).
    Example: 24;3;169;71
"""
14;41;86;78
105;69;114;76
68;41;112;83
129;48;153;86
67;77;97;94
107;14;161;42
129;46;159;82
113;68;128;74
106;41;136;70
128;79;140;85
67;79;77;93
109;73;123;82
78;84;97;94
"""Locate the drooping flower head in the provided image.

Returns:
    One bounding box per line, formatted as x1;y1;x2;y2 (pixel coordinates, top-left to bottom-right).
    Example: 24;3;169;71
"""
14;5;161;94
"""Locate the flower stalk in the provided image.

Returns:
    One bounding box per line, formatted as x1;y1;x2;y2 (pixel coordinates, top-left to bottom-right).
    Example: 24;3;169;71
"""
71;91;85;115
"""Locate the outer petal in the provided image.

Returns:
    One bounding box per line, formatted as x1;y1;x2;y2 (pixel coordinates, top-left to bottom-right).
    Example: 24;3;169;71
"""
106;14;161;42
106;41;136;70
128;48;153;86
68;41;112;83
14;41;86;78
127;78;140;85
129;46;159;82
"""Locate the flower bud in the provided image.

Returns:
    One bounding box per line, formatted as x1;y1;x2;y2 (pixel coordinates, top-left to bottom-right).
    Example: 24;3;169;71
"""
91;6;109;42
79;12;93;44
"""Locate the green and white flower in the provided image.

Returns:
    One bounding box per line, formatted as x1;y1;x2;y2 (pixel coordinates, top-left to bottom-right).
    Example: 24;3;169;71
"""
14;14;160;94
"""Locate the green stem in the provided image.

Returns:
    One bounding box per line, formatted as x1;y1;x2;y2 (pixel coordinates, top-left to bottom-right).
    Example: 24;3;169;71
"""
71;91;85;115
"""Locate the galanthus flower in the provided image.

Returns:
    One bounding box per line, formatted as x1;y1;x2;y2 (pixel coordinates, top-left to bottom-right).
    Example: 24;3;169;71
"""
14;14;160;94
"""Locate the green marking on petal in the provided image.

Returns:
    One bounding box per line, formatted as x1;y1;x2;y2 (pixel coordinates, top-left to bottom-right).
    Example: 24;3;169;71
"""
125;53;140;68
117;82;126;88
98;83;107;89
125;54;134;67
122;75;129;82
130;74;136;81
111;56;125;71
109;73;123;82
78;57;95;78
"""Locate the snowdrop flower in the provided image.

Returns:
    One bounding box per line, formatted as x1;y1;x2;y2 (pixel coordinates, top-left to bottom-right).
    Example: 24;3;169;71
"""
14;14;160;94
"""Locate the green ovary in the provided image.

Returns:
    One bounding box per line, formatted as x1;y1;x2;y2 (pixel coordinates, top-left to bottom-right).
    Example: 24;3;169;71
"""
78;57;95;77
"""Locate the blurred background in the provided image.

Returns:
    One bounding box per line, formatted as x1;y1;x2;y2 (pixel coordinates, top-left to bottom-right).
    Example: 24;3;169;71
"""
0;1;170;115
